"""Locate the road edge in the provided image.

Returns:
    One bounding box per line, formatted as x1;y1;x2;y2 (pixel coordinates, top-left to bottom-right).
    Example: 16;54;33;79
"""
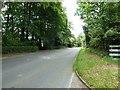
75;70;93;90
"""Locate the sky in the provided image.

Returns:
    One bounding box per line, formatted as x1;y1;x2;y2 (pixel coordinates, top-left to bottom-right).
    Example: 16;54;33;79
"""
62;0;85;38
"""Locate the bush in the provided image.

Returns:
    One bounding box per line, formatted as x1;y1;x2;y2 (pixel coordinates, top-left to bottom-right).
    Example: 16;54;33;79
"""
87;48;108;57
2;46;39;54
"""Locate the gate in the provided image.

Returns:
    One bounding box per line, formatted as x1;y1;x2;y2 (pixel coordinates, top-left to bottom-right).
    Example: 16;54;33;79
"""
109;45;120;60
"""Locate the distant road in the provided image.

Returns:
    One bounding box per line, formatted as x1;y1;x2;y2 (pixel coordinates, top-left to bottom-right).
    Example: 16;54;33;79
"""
2;48;80;88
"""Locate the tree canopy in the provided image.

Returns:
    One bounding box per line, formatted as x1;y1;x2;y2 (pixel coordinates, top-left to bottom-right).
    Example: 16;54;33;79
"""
76;2;120;50
2;2;74;52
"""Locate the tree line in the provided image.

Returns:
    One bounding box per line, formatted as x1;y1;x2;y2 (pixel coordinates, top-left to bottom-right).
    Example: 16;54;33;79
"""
2;2;75;53
76;2;120;51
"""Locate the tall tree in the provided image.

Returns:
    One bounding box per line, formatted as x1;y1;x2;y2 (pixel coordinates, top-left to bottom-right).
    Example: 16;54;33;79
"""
2;2;73;50
76;2;120;50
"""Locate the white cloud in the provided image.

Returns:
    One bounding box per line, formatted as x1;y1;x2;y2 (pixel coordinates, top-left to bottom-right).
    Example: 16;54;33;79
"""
62;0;85;38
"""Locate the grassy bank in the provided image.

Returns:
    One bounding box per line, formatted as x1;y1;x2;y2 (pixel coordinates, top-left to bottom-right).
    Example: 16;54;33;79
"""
73;48;119;88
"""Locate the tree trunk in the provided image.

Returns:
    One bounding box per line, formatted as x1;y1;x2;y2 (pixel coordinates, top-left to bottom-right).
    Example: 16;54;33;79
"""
21;28;25;41
38;38;42;50
26;28;28;40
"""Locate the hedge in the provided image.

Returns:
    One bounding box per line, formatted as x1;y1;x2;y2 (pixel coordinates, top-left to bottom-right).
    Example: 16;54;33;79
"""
2;46;39;54
87;48;108;57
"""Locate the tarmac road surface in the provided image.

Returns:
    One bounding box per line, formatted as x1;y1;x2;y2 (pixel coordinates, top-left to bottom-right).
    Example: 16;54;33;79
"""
2;48;84;88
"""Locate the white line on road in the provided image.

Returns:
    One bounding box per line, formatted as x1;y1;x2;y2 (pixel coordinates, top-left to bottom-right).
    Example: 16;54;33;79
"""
68;73;74;88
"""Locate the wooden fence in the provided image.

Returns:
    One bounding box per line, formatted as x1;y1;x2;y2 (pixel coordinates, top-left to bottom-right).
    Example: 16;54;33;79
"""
109;45;120;60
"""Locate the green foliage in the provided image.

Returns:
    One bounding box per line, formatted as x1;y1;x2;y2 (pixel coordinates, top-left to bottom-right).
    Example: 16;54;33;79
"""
104;28;119;37
76;34;85;47
87;48;108;57
76;2;120;50
89;38;101;48
2;46;39;54
2;2;74;53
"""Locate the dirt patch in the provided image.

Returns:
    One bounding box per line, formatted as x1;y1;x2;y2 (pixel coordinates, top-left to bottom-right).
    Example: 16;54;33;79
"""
84;64;118;88
86;51;102;59
86;64;118;75
101;64;118;69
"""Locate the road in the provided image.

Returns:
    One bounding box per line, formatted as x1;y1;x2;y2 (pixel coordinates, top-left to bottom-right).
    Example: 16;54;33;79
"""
2;48;81;88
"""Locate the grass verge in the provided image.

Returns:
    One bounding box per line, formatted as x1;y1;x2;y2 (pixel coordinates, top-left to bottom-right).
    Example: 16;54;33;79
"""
73;48;119;88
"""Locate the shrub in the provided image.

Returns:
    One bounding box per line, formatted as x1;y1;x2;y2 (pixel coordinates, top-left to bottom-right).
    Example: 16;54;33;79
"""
87;48;108;57
2;46;39;54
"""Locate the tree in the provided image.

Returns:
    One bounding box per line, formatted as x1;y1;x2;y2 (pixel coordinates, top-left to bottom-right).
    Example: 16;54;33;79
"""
2;2;73;51
76;2;120;51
